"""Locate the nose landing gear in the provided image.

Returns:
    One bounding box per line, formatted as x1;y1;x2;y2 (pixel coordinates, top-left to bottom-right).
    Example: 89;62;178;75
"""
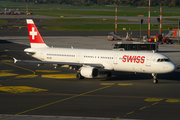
152;73;158;83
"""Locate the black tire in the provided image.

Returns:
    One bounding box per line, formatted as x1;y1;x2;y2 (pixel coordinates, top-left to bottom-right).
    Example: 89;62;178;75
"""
153;79;158;84
104;71;112;77
76;73;84;79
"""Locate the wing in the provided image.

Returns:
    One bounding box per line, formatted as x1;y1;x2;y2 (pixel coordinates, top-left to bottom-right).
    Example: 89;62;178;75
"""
13;58;104;68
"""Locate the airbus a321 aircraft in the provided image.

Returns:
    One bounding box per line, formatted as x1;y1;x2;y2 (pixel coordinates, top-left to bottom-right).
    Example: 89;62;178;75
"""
14;19;176;83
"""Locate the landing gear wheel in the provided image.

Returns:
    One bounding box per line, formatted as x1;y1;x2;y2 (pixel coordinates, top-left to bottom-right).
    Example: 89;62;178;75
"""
104;71;112;77
76;73;84;79
152;73;158;84
153;79;158;84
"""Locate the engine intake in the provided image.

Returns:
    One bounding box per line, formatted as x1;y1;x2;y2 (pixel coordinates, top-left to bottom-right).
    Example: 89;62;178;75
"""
80;67;98;78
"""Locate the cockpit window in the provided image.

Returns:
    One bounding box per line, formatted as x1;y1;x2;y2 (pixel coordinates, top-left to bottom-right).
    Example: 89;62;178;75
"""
164;59;170;62
157;58;170;62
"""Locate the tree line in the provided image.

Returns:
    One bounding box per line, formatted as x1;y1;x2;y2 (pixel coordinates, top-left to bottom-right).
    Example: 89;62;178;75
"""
6;0;180;7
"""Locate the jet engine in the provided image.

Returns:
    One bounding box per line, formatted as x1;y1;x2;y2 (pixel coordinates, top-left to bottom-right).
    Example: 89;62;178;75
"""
80;67;98;78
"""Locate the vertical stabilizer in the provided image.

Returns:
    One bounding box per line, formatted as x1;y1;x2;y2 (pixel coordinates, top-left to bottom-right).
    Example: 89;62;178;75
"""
26;19;48;48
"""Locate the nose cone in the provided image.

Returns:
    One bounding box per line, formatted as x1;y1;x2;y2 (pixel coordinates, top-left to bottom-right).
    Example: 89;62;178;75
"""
168;62;176;73
155;62;176;74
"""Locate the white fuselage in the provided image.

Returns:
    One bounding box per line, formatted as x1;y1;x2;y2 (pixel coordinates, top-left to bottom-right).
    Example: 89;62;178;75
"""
28;47;176;74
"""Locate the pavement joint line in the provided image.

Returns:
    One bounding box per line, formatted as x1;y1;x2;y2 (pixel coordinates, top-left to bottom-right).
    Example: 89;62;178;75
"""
0;85;113;120
1;90;179;100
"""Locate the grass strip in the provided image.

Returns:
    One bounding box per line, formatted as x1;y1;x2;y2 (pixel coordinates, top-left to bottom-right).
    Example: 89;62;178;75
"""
0;19;8;23
41;19;135;23
0;4;180;17
31;9;180;17
33;13;77;17
42;24;177;31
1;1;180;11
163;18;180;21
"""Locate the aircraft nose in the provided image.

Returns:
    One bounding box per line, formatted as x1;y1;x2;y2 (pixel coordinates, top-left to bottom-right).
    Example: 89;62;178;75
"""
168;63;176;72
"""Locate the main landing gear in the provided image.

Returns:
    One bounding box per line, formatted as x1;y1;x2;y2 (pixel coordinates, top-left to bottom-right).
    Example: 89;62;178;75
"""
152;73;158;83
104;71;112;78
76;73;84;79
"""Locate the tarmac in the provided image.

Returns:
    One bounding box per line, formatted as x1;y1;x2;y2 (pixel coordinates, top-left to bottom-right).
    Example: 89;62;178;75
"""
0;14;180;120
0;36;180;120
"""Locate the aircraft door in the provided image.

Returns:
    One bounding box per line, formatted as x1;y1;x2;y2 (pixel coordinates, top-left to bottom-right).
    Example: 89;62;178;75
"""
76;53;81;62
113;55;118;64
40;50;44;60
146;55;152;67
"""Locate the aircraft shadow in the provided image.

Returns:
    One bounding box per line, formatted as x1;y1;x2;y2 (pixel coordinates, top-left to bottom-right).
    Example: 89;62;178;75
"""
0;39;35;60
0;39;13;44
101;71;180;82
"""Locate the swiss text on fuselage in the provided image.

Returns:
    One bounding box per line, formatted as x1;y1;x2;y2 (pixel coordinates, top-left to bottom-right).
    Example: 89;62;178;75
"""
122;55;145;63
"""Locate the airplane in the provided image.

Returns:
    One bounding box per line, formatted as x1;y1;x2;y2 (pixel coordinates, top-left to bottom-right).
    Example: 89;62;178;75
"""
14;19;176;83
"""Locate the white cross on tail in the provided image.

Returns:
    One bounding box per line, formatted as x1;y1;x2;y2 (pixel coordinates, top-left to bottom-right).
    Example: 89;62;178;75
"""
30;27;37;40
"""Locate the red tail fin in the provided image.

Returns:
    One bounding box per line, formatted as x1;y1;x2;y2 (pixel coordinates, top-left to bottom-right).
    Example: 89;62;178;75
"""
26;19;48;48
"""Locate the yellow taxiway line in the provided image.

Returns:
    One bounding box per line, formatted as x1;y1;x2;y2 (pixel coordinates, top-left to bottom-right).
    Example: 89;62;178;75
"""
42;74;76;79
0;86;48;93
1;84;113;120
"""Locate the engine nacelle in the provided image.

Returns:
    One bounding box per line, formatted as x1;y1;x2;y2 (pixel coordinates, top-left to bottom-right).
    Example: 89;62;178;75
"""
80;67;98;78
